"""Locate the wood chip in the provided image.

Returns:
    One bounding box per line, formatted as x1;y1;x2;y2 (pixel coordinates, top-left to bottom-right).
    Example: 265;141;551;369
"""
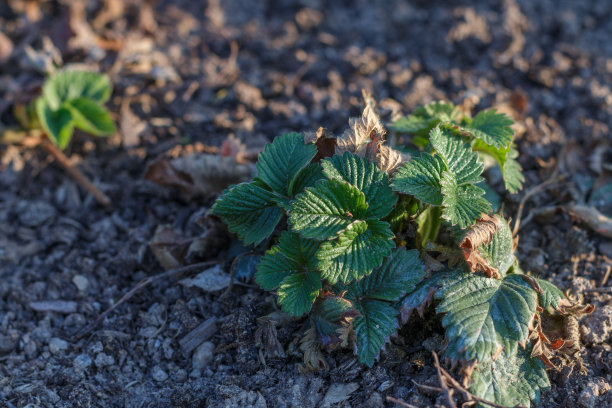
179;317;217;355
29;300;78;314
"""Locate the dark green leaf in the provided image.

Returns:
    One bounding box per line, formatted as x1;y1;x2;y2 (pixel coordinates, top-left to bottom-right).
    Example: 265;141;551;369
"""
470;345;550;408
321;152;397;218
349;248;424;301
352;300;398;367
465;109;514;149
473;140;524;193
289;179;368;240
311;295;357;348
392;153;445;205
277;270;321;316
256;231;319;290
257;132;317;196
436;272;538;363
211;182;282;245
317;219;394;284
440;171;491;228
430;126;484;185
288;163;324;197
533;277;565;310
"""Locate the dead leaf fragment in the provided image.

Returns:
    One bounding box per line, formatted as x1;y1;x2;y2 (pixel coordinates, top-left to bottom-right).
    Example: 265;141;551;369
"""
460;215;504;278
149;225;191;270
335;91;385;156
376;145;404;174
179;264;231;292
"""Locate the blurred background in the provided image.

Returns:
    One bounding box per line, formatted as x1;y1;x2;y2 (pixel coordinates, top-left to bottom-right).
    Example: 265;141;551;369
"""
0;1;611;407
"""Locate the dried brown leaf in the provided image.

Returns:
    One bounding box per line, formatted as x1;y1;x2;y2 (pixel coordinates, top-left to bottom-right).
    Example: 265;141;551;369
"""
335;92;385;156
149;225;191;269
376;145;404;174
460;215;504;278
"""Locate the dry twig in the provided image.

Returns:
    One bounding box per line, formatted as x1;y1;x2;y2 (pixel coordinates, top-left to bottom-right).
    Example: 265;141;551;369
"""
75;260;221;340
41;135;111;207
512;174;567;235
386;396;419;408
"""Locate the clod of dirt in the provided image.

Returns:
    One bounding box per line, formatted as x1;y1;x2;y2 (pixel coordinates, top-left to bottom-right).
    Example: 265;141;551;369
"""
581;305;612;345
578;377;611;408
191;341;215;378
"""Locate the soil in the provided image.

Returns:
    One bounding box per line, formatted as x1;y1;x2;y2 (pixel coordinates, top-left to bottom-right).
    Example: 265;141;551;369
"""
1;0;611;407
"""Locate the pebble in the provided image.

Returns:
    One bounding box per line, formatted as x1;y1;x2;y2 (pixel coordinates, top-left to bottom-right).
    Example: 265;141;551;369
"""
49;337;68;354
95;352;115;368
72;275;89;292
0;335;17;354
151;365;168;382
74;354;93;371
191;341;215;378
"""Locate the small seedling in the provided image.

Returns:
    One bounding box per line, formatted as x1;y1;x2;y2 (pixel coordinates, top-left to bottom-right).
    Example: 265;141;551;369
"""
9;69;116;206
212;93;590;407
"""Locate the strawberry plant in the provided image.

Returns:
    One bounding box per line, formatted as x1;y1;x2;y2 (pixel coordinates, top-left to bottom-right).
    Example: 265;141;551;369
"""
212;95;588;407
7;69;116;206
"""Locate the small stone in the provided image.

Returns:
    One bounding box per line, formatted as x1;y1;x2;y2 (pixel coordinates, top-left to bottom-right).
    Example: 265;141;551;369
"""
173;368;188;382
74;354;92;371
49;337;68;354
191;341;215;378
0;335;17;354
94;352;115;368
151;365;168;382
72;275;89;292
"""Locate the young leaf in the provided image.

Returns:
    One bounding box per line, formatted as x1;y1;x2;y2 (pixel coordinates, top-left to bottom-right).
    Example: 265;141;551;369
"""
42;70;112;110
390;101;459;135
317;219;394;284
256;231;319;290
469;345;550;408
64;98;116;136
430;126;484;185
211;182;282;245
289;179;368;240
465;109;514;149
36;98;74;149
392;153;445;205
436;272;537;363
473;140;524;193
440;171;491;228
311;295;357;349
321;152;397;218
277;270;322;317
349;247;425;301
351;300;398;367
257;132;317;196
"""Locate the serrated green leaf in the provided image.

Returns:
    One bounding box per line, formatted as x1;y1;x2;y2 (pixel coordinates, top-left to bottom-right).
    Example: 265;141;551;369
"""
277;270;321;316
36;98;74;149
398;270;451;323
311;295;357;348
352;300;398;367
473;140;524;193
317;219;394;284
533;277;565;310
288;163;324;197
289;179;368;240
43;70;111;110
211;182;282;245
441;172;491;228
436;272;537;363
64;98;116;136
256;231;319;290
392;153;445;205
466;109;514;149
470;345;550;408
430;126;484;185
479;216;515;277
322;152;397;218
257;132;317;196
349;248;425;301
390;101;460;136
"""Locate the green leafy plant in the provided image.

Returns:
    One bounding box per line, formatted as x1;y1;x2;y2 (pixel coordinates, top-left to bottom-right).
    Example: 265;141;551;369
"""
212;95;588;407
34;70;116;149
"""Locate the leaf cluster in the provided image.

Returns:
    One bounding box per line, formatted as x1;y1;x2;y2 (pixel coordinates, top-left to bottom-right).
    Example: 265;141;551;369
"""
35;70;116;149
212;98;583;407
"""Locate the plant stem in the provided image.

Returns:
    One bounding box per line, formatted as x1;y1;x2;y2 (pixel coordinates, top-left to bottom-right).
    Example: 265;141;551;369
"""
40;135;111;207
